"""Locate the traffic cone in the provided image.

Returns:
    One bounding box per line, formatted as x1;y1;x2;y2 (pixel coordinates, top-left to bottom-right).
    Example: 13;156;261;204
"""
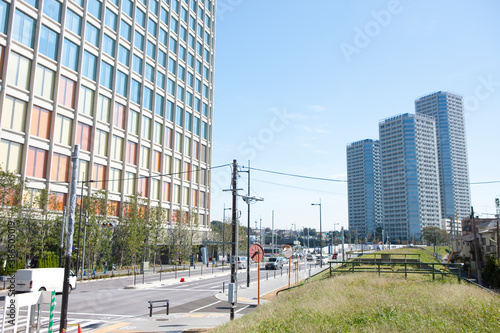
78;324;82;333
180;278;185;282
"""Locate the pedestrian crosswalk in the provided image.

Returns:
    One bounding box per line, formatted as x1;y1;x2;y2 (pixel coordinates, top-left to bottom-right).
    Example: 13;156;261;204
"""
0;316;103;333
0;309;119;333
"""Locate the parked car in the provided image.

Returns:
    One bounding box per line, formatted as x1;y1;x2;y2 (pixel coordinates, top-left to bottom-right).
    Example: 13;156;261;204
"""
332;253;338;260
237;256;247;269
265;257;284;270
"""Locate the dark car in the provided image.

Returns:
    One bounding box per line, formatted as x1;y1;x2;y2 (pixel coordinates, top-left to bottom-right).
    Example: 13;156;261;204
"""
332;253;338;260
265;257;284;270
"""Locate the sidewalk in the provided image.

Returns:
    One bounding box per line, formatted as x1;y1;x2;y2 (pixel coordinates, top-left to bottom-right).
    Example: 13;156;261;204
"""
87;265;325;333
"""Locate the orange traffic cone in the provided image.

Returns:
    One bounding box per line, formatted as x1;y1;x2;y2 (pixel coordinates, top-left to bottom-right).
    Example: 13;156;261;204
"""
180;278;185;282
78;324;82;333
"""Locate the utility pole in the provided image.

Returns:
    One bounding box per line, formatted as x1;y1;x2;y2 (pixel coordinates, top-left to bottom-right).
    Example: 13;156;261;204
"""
471;207;482;285
246;161;251;288
495;199;500;260
59;207;66;267
230;160;238;320
60;145;79;333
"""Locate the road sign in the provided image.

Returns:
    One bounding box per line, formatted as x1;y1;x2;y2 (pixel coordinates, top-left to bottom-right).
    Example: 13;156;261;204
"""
282;245;293;259
249;243;264;262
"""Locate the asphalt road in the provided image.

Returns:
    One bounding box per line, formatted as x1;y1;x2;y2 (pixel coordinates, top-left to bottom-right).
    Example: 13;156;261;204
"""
1;261;322;332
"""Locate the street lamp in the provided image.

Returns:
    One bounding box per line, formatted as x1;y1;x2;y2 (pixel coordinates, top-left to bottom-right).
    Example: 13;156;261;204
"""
223;205;231;261
240;161;263;288
242;194;263;288
311;199;322;268
332;222;339;254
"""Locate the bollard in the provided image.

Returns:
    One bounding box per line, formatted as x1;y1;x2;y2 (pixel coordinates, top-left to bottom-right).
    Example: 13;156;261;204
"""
223;281;225;293
160;270;162;282
274;270;276;279
266;272;268;280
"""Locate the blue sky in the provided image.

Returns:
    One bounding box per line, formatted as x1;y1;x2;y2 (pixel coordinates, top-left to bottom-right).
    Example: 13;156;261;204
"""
210;0;500;231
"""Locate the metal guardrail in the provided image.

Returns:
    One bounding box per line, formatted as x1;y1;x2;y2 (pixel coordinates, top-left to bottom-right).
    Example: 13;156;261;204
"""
328;261;463;282
148;299;170;317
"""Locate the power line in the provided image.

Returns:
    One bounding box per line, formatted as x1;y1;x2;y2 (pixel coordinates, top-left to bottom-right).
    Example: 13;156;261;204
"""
240;166;499;186
242;166;348;183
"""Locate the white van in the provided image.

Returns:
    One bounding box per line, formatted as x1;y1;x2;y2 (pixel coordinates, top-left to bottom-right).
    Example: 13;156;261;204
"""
237;256;247;269
15;268;77;293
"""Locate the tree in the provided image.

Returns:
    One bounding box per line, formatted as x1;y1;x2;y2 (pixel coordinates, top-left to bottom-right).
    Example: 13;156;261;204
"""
121;195;148;267
148;205;168;270
167;210;191;264
421;226;449;245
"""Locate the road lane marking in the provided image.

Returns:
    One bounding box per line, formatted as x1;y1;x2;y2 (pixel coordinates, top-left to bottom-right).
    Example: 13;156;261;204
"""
189;300;222;313
87;322;130;333
156;288;216;292
235;305;251;313
38;311;135;318
182;313;225;318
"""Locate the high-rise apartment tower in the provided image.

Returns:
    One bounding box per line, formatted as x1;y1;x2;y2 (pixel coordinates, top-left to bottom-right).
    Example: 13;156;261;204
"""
346;139;382;239
415;91;471;224
379;113;441;242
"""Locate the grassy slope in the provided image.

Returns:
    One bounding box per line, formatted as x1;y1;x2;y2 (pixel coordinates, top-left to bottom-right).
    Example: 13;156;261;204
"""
214;248;500;333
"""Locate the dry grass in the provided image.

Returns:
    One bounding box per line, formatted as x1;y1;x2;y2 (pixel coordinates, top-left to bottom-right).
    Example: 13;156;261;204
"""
212;273;500;333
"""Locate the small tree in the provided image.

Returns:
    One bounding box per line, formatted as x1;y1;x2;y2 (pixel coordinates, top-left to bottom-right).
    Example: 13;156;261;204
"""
149;205;168;269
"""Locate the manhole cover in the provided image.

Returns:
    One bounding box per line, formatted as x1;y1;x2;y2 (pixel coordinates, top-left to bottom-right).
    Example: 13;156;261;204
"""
155;318;170;322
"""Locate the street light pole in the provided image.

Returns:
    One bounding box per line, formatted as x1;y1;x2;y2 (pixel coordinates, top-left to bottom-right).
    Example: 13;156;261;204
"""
240;162;263;288
333;222;339;254
311;199;322;268
223;204;231;261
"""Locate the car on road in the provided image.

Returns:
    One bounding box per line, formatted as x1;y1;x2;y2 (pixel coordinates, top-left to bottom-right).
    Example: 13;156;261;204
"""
15;268;76;293
316;255;329;264
306;254;316;262
265;257;284;270
237;256;247;269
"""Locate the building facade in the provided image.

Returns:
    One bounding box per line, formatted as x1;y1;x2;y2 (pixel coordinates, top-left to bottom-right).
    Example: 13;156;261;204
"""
415;91;471;224
346;139;382;239
379;113;441;242
0;0;215;227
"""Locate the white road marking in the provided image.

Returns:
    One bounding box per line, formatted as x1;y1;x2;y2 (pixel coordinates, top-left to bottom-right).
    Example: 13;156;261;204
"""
235;305;251;313
189;300;222;313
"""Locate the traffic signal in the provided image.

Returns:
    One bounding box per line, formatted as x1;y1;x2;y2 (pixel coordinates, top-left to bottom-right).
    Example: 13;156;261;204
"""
102;222;115;227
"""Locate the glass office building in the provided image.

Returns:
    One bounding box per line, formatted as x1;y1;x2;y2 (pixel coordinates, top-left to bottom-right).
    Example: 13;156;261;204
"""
379;113;441;242
0;0;215;227
415;91;471;224
346;139;382;239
